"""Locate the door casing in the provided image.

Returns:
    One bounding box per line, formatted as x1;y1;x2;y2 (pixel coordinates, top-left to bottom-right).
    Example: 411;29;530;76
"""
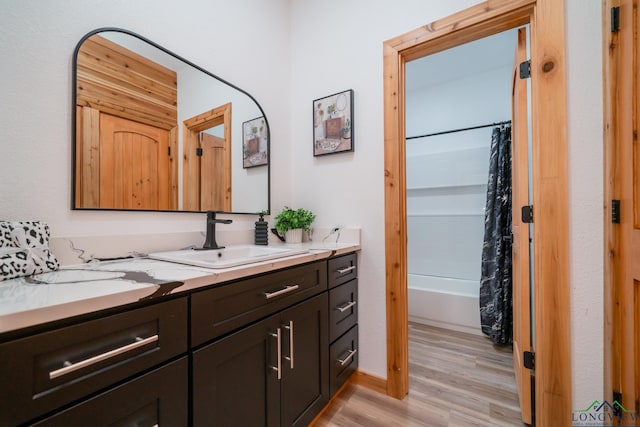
183;103;232;212
383;0;571;425
603;0;640;413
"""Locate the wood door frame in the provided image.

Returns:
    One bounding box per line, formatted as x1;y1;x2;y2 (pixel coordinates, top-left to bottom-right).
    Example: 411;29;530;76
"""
383;0;571;424
511;26;533;425
183;103;232;211
603;0;636;409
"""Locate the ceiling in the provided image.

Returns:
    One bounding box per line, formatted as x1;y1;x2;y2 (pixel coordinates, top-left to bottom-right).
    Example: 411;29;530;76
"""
405;28;520;91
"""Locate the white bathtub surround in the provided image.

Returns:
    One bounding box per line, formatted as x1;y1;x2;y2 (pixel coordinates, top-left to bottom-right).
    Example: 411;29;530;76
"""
404;32;514;337
405;143;489;334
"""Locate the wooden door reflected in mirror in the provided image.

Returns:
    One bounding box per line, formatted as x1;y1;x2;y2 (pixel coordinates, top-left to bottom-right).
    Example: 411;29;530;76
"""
73;28;269;214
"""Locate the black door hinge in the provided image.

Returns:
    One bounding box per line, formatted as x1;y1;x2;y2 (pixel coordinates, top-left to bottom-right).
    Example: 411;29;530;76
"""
612;200;621;223
524;351;535;370
168;147;171;156
196;147;203;157
519;60;531;79
522;205;533;223
613;391;623;418
611;6;620;33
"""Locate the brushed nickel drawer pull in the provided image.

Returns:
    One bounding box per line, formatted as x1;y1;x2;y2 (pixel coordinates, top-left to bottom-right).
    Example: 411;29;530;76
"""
269;329;282;380
336;265;356;274
283;320;294;369
263;284;300;299
337;349;357;366
336;301;357;313
49;335;159;380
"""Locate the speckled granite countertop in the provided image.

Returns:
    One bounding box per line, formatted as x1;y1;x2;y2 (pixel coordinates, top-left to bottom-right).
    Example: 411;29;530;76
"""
0;243;359;338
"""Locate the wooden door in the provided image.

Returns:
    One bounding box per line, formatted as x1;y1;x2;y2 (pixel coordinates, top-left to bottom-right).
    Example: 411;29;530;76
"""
99;113;171;210
182;104;232;212
200;131;231;211
609;0;640;415
511;27;533;425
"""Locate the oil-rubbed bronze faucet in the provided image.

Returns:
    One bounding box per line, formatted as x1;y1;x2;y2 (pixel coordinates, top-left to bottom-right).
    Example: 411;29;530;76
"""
201;211;232;250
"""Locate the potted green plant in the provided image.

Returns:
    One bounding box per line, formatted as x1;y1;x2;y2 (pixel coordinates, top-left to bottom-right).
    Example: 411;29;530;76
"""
274;206;316;243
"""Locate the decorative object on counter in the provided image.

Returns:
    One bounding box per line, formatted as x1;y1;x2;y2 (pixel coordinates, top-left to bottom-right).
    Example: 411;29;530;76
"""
274;206;316;244
254;211;269;245
242;116;268;168
0;221;60;281
313;89;354;157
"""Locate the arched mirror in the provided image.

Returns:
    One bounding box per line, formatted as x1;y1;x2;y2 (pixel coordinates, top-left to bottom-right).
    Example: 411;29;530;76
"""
73;28;270;214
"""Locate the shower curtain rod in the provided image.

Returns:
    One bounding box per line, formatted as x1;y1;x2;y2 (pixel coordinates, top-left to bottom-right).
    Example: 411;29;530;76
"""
406;120;512;140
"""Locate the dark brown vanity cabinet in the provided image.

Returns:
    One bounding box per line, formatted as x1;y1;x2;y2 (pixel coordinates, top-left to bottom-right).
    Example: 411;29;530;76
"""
0;297;188;427
0;253;358;426
327;253;359;396
192;261;329;427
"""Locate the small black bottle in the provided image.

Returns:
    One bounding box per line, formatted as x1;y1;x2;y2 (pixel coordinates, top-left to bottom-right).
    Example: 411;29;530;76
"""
255;212;269;245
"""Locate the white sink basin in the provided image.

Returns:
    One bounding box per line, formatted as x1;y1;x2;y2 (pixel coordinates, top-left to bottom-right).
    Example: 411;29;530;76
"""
148;245;309;269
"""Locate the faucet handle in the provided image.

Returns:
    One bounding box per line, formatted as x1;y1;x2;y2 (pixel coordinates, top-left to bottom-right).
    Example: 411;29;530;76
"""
207;211;233;224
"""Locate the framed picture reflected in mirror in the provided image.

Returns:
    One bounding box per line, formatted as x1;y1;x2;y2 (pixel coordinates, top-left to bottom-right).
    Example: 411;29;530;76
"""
242;116;268;168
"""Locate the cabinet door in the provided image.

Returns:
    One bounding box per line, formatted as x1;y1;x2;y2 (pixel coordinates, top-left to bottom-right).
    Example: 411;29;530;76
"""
32;357;188;427
193;315;281;427
280;293;329;427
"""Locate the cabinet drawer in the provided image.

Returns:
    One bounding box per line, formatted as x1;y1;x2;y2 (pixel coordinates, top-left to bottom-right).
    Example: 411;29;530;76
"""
329;278;358;342
191;260;327;346
32;357;188;427
329;324;358;396
0;298;187;427
327;252;357;289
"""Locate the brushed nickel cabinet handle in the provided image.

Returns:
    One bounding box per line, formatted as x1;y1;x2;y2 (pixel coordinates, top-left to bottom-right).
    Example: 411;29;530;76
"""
263;284;299;299
49;335;159;380
337;349;357;366
270;328;282;380
283;320;294;369
336;301;357;313
336;265;356;274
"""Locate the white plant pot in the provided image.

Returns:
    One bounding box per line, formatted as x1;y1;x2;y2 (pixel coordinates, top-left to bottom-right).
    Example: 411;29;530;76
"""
284;229;303;244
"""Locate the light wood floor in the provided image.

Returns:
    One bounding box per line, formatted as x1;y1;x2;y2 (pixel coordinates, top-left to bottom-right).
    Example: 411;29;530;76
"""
315;322;526;427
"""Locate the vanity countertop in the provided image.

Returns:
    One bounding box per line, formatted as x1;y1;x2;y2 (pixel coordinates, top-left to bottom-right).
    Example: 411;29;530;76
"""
0;243;359;339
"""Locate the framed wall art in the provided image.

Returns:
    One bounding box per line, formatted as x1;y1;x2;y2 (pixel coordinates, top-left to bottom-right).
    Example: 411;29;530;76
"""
313;89;353;157
242;117;268;168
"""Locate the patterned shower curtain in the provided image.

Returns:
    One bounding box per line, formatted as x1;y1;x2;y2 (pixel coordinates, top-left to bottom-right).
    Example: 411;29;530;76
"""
480;126;513;344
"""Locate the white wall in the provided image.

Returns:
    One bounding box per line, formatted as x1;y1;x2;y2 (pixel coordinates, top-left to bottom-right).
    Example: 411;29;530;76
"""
0;0;605;407
288;0;484;379
566;0;604;409
0;0;291;235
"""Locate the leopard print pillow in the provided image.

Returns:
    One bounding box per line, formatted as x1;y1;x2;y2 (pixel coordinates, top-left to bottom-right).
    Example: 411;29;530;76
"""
0;221;60;281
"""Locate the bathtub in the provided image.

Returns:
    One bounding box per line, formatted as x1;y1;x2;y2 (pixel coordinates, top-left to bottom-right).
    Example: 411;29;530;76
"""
405;144;488;335
407;273;482;336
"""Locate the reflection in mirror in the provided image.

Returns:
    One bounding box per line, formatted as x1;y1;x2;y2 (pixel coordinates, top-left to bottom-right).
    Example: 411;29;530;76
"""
73;28;270;214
